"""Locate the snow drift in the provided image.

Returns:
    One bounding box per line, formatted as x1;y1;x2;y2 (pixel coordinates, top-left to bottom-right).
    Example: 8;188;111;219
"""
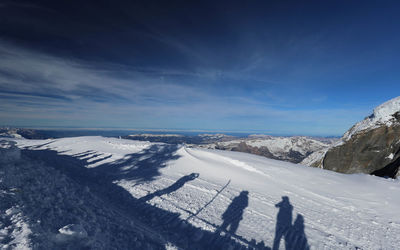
1;136;400;249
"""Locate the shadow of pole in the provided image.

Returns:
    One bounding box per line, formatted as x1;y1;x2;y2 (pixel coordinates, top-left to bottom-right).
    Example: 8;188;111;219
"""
10;144;310;250
187;179;230;221
17;146;267;249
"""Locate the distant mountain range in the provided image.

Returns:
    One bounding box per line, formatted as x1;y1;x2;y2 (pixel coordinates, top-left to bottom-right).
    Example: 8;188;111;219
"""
124;134;337;163
123;133;237;145
198;135;337;163
0;128;337;164
0;127;47;139
3;95;400;178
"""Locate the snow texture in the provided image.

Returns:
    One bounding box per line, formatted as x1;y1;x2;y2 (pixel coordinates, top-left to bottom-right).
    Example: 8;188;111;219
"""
206;136;330;160
299;149;328;168
302;96;400;167
1;136;400;249
343;96;400;141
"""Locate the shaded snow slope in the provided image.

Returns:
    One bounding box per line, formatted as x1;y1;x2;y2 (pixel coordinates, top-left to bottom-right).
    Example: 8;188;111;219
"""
15;136;155;168
1;136;400;249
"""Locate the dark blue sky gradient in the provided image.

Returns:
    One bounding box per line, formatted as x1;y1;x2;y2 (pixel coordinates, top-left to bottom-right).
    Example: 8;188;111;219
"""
1;1;400;135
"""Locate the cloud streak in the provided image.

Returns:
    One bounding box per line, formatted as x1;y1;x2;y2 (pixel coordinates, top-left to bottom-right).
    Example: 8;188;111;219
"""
0;40;372;135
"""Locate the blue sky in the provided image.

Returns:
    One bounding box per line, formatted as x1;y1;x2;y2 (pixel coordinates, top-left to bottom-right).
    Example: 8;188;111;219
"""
1;1;400;136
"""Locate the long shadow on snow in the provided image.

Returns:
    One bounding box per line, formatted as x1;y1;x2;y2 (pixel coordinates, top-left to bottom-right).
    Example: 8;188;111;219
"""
103;144;181;183
26;144;180;184
1;144;167;249
273;196;309;250
21;146;270;249
21;146;310;250
217;190;249;235
139;173;199;202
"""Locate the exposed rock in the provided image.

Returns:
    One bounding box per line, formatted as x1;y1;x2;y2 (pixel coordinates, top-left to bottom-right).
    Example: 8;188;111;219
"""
303;96;400;178
0;128;48;139
323;125;400;177
229;142;278;160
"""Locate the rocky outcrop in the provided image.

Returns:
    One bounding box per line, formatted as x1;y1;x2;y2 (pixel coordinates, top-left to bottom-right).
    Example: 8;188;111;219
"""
0;127;48;139
223;141;278;160
303;96;400;178
323;124;400;177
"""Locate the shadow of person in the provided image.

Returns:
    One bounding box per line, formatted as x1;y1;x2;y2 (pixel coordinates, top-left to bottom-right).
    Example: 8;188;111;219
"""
139;173;199;202
18;147;267;249
218;190;249;235
273;196;293;250
285;214;310;250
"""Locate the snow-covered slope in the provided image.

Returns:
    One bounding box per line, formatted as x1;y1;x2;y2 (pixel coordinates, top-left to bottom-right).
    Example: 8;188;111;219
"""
343;96;400;141
203;136;333;163
1;136;400;249
302;96;400;174
299;149;328;167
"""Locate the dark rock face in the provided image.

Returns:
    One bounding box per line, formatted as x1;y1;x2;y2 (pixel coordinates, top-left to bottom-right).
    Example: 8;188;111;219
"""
371;154;400;178
322;125;400;177
229;142;278;160
287;150;312;163
393;111;400;121
16;129;48;139
0;128;48;139
217;142;313;163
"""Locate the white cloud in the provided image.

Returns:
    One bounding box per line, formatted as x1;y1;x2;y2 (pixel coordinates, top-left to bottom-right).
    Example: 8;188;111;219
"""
0;40;370;135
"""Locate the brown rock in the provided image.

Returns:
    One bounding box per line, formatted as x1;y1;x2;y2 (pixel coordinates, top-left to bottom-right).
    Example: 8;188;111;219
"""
322;124;400;177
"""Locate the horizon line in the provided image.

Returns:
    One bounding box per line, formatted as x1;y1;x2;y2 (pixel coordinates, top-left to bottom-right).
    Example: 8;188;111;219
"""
1;125;342;138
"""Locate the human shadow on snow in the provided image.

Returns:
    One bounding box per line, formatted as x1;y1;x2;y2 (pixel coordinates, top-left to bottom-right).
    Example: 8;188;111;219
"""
17;145;309;250
273;196;309;250
213;193;309;250
217;190;249;235
139;173;199;202
19;146;262;249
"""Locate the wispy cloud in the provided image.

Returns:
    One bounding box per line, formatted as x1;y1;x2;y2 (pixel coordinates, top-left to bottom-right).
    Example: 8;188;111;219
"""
0;40;371;135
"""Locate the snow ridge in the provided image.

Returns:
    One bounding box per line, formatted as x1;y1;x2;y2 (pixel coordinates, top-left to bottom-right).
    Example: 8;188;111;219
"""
343;96;400;141
204;136;333;163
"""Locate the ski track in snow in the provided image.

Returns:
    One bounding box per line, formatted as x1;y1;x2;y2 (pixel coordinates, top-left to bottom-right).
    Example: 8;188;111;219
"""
1;136;400;249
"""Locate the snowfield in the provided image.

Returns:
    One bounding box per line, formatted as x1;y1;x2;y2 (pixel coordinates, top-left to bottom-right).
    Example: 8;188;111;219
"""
1;136;400;249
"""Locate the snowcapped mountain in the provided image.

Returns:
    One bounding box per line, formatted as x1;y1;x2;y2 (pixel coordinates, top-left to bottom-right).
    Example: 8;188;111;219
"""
2;136;399;249
201;136;335;163
0;128;335;164
302;96;400;178
124;133;335;163
0;128;46;139
343;96;400;141
124;133;236;145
